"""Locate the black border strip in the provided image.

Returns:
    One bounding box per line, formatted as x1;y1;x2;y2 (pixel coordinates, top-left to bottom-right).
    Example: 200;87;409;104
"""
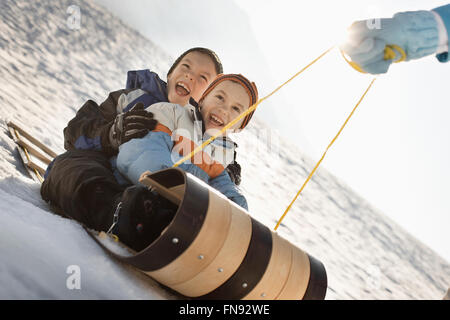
197;218;273;300
302;254;328;300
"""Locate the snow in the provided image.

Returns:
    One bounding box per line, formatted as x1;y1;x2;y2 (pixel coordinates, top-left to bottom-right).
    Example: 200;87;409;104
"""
0;187;172;299
0;0;449;299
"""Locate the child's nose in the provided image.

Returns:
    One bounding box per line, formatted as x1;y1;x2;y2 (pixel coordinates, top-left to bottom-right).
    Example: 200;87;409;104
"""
184;72;194;82
218;107;228;118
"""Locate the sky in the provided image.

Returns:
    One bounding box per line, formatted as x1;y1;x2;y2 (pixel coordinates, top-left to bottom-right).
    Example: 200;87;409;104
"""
233;0;450;261
95;0;450;262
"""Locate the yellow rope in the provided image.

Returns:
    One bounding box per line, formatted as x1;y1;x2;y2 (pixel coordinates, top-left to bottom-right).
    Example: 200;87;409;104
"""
173;46;335;168
171;44;378;232
173;100;261;168
384;44;406;62
274;77;376;230
341;44;406;74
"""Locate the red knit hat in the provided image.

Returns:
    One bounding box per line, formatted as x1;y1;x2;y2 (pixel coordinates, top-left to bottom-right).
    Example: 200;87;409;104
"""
199;74;258;129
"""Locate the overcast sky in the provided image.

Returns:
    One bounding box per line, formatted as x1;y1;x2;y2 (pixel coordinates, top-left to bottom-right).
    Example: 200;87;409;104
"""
234;0;450;261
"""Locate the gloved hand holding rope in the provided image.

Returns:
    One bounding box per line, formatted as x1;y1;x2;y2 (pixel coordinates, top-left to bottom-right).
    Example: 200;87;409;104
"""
339;6;449;74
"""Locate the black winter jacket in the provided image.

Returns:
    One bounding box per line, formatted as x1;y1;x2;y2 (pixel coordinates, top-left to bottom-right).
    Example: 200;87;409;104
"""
62;70;242;184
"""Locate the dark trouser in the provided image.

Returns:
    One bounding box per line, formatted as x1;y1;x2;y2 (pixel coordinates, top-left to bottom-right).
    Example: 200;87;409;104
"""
41;149;129;231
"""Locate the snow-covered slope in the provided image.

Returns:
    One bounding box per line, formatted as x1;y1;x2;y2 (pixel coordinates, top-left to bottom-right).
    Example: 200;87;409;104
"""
0;0;449;299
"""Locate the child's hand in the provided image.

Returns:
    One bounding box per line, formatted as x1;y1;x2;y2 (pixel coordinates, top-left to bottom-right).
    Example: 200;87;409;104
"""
340;10;439;74
109;103;158;148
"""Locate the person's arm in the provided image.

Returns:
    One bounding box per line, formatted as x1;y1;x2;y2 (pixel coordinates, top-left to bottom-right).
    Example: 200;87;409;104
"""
63;89;127;154
64;89;156;156
209;170;248;210
118;131;248;209
340;5;450;74
118;133;248;209
117;131;175;185
433;4;450;62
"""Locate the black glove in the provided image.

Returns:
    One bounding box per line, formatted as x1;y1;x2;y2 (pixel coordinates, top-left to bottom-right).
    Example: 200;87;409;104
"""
226;161;242;186
108;103;157;149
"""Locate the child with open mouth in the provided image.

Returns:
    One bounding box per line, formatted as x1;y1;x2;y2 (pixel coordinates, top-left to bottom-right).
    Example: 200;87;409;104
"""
117;73;258;211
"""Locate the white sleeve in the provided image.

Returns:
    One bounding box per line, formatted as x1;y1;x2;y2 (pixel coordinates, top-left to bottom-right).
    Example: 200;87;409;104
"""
145;102;177;132
431;10;449;54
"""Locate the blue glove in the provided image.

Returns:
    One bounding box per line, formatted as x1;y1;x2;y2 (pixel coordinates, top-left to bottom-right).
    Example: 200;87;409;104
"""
340;10;439;74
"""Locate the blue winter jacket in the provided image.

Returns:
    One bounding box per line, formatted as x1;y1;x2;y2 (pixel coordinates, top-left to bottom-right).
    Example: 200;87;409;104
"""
434;4;450;62
116;102;249;210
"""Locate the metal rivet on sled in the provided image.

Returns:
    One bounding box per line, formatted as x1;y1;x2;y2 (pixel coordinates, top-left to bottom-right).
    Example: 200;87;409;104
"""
218;268;223;273
261;293;266;298
242;282;248;288
172;238;179;244
198;255;204;260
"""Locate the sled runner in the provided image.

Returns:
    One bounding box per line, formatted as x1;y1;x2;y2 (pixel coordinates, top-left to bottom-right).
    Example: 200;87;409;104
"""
7;121;327;300
7;121;58;183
